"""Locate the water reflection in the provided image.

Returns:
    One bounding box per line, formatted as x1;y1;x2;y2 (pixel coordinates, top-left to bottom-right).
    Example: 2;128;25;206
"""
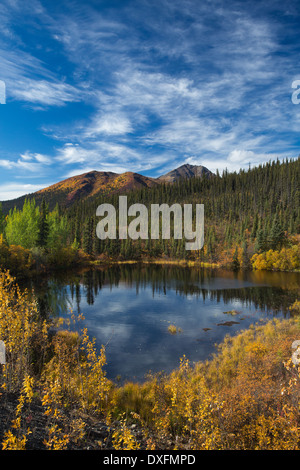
25;265;299;382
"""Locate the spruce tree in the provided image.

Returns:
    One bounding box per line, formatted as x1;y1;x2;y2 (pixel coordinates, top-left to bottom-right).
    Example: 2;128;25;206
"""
255;227;265;253
83;218;93;255
241;241;250;270
231;246;240;270
0;203;5;235
269;219;285;250
37;198;49;248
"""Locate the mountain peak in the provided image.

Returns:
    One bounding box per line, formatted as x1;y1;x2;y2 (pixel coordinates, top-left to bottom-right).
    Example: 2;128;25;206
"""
158;163;213;183
1;163;213;213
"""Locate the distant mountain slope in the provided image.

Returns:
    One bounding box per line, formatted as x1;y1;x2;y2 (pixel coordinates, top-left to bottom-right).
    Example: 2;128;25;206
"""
38;170;160;205
1;170;160;212
158;164;213;183
0;163;213;213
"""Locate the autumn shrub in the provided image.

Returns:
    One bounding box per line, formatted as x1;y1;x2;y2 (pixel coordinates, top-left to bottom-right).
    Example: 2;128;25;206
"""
1;268;300;450
0;270;113;449
289;300;300;314
7;245;34;276
46;245;79;269
0;235;34;277
2;374;35;450
112;318;300;450
251;245;300;271
111;413;141;450
196;318;300;449
0;270;48;391
39;323;114;449
111;357;223;450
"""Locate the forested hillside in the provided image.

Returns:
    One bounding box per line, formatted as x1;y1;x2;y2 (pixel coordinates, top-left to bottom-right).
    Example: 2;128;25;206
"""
0;158;299;275
67;157;300;268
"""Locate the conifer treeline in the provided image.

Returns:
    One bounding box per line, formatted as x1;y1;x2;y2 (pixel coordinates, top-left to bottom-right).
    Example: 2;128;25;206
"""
0;158;299;271
66;158;300;265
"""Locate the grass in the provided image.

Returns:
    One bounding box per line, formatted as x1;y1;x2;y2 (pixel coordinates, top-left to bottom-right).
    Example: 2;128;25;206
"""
167;324;183;334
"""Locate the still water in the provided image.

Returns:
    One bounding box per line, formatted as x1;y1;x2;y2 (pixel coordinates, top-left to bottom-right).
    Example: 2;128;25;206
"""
27;264;299;382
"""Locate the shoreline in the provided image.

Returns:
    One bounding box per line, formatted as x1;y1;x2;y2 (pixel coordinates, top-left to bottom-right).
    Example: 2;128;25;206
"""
89;258;220;268
6;255;300;282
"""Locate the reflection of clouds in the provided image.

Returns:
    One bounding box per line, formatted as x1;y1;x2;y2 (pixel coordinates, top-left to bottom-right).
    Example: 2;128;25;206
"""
90;323;133;348
105;301;125;314
61;269;291;382
185;294;194;301
69;284;231;380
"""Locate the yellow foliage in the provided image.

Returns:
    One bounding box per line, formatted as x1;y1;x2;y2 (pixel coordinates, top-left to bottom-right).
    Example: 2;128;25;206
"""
2;431;27;450
0;270;112;450
167;324;182;334
289;300;300;313
0;270;46;391
2;374;34;450
43;424;70;450
0;235;33;276
244;341;268;357
111;413;140;450
251;245;300;271
112;317;300;450
1;269;300;450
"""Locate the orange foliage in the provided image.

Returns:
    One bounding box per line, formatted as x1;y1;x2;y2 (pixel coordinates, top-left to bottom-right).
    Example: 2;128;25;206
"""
251;245;300;271
0;235;33;276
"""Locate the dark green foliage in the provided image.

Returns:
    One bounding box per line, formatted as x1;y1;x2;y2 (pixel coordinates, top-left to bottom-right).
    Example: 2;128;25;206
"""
255;225;266;253
37;198;49;248
0;203;5;235
1;157;299;267
269;219;285;250
231;246;240;271
241;241;251;270
68;157;299;261
82;218;94;255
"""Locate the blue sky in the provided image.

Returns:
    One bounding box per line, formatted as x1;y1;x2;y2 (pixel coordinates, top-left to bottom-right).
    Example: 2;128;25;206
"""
0;0;300;200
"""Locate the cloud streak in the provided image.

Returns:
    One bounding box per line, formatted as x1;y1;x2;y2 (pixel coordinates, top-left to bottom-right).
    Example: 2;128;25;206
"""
0;0;82;107
0;0;300;198
43;1;299;170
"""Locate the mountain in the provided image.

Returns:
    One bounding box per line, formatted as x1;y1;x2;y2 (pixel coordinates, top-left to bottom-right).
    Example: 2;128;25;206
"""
0;164;212;213
158;164;213;183
37;170;160;206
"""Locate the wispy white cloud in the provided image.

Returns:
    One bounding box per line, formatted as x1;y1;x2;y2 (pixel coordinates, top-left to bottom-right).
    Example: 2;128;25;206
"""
0;182;53;201
0;152;52;173
11;79;81;107
40;1;297;174
184;150;290;174
83;113;133;138
55;141;144;176
0;1;82;107
0;159;16;170
1;0;299;199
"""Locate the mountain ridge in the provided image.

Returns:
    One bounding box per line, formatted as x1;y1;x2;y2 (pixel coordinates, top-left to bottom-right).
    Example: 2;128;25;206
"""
0;163;213;212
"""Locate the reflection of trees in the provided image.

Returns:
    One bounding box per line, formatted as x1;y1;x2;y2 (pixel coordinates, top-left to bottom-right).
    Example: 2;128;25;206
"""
25;265;299;318
200;287;297;315
82;270;95;306
78;266;298;314
24;277;72;318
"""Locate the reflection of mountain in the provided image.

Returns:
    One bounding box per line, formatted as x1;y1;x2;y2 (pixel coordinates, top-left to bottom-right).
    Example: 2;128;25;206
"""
26;265;299;318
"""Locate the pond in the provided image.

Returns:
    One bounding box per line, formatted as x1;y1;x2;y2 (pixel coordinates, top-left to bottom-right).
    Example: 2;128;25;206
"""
26;264;300;383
